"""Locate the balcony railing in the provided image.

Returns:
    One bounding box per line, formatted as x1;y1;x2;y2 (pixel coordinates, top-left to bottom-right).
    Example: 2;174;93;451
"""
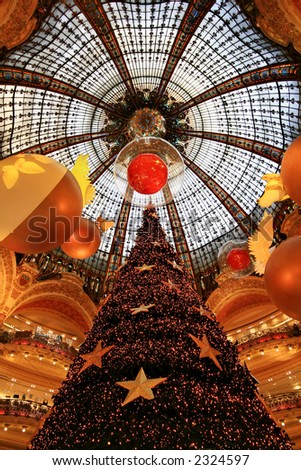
265;392;301;412
236;324;301;351
0;329;77;360
0;398;50;420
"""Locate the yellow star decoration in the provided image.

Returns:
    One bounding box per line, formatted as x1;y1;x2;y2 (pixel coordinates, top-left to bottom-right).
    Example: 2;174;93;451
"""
134;264;155;272
98;294;111;310
96;216;115;232
151;241;162;247
161;279;182;294
130;304;156;315
78;341;114;375
257;173;289;208
70;154;96;206
192;305;215;321
189;333;223;371
116;368;167;406
167;260;184;272
149;212;159;218
115;261;128;273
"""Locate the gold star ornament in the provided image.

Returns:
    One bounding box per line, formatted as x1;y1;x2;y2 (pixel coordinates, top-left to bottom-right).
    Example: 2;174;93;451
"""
116;367;167;406
192;305;215;321
189;333;223;371
98;294;111;310
151;241;162;247
78;341;114;375
130;303;156;315
161;279;182;294
167;260;184;272
115;261;128;273
134;264;155;272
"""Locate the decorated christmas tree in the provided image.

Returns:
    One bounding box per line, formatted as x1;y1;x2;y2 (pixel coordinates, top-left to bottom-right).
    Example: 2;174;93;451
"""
30;208;292;450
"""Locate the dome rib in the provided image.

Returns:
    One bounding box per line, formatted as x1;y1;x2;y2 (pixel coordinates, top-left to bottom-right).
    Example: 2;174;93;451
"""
154;0;215;104
168;63;301;117
74;0;139;105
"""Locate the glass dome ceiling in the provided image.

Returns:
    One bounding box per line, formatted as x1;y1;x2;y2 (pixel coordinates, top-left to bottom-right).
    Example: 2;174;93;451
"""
0;0;300;285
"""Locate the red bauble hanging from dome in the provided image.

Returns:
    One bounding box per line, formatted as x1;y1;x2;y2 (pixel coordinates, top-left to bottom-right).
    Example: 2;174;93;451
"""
226;248;251;271
127;153;168;195
61;217;101;259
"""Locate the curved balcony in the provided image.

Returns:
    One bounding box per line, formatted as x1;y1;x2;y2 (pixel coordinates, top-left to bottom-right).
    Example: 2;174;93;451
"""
0;398;49;420
0;329;77;361
265;392;301;412
236;324;301;352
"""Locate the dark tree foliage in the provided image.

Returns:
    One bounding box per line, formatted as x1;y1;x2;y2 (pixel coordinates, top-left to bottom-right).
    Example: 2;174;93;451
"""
30;209;292;450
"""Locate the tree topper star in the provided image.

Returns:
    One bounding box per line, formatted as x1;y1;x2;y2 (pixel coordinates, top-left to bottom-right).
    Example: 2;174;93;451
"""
116;367;167;406
134;264;155;272
167;260;184;272
151;241;162;247
78;341;114;375
189;333;223;371
161;279;182;294
130;303;156;315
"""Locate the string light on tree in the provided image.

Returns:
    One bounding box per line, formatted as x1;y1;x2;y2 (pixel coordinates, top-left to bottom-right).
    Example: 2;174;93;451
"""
30;208;292;450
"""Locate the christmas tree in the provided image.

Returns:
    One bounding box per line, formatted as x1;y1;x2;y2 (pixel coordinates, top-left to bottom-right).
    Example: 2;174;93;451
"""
30;208;292;450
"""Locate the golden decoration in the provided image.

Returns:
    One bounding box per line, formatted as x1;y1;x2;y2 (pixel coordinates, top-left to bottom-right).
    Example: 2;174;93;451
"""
71;154;96;206
2;157;45;190
189;333;223;371
258;173;289;208
161;279;182;294
134;264;155;272
96;216;115;232
130;303;156;315
192;305;215;321
116;367;167;406
78;341;114;375
167;260;184;272
151;241;162;247
248;212;274;274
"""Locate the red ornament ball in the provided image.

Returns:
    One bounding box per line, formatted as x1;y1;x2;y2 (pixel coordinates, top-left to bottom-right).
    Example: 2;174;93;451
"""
226;248;251;272
61;217;101;259
264;236;301;321
127;153;168;194
281;135;301;205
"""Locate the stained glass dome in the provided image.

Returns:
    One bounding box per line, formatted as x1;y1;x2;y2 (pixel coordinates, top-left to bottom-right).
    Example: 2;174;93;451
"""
1;0;300;290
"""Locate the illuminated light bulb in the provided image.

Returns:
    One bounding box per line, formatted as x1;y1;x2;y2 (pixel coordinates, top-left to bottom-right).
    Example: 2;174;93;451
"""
287;344;293;351
280;420;285;426
298;418;301;423
260;349;264;355
247;354;251;360
52;359;57;365
274;345;279;352
39;355;44;361
4;427;8;432
22;426;27;433
64;365;68;370
24;352;29;358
